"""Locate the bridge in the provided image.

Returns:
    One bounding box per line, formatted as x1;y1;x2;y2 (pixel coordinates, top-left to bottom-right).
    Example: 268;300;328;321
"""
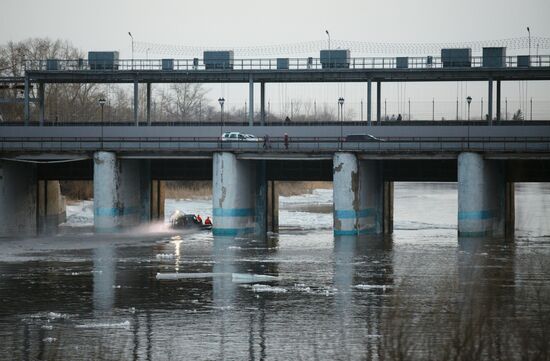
1;54;550;239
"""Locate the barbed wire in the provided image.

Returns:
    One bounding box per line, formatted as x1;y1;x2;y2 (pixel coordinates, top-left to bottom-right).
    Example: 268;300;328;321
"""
135;37;550;57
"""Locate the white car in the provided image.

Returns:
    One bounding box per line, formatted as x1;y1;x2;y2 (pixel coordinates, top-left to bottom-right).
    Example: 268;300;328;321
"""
221;132;260;142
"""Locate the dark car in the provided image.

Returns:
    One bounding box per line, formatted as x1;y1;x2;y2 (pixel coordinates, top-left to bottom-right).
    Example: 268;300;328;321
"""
345;134;384;142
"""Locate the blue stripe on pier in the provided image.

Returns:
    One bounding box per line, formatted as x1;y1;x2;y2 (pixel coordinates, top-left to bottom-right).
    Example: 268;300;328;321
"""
213;208;255;217
458;210;495;220
334;209;374;219
334;228;377;236
94;206;141;217
212;227;255;236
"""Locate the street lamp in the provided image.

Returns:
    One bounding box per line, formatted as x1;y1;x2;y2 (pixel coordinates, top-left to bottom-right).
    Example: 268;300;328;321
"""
338;97;344;147
466;96;472;121
527;27;531;60
325;30;331;68
128;32;134;68
99;97;106;122
218;97;225;139
338;97;345;121
99;97;106;148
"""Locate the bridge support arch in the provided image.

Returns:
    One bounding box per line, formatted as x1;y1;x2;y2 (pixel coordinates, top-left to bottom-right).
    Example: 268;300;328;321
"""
458;152;514;238
333;153;393;236
93;152;151;232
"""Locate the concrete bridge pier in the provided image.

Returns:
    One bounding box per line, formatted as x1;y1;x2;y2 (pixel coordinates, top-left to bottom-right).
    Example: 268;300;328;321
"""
93;152;151;232
458;152;514;238
151;179;165;221
37;180;67;234
0;160;37;237
333;153;392;236
212;152;256;236
212;153;278;237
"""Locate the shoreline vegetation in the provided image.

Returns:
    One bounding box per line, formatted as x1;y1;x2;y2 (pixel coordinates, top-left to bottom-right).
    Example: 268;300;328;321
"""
60;180;332;202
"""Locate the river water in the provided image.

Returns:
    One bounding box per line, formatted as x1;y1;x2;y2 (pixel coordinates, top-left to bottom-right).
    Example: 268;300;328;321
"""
0;183;549;360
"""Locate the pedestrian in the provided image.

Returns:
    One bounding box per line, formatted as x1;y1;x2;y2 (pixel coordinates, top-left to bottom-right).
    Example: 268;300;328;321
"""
284;133;289;150
263;134;270;149
285;116;291;123
397;114;402;121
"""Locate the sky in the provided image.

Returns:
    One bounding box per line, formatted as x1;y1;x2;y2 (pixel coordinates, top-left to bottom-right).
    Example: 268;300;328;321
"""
2;0;550;119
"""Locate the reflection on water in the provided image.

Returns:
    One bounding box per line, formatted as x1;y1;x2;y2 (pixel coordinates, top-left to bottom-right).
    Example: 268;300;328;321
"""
0;183;549;360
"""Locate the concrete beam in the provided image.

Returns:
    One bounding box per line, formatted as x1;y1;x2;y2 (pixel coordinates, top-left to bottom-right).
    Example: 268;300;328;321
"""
260;82;266;125
38;82;45;126
367;80;372;126
377;81;381;123
37;180;67;234
146;83;151;125
248;76;254;126
496;80;501;121
151;179;165;221
488;80;493;124
0;160;37;237
24;76;30;125
133;80;139;125
267;180;279;233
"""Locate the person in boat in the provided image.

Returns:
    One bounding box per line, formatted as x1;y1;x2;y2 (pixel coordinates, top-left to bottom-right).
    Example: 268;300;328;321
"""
204;216;212;226
196;214;203;224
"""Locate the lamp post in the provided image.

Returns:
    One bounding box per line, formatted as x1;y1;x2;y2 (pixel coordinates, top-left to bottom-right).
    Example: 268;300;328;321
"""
218;97;225;140
99;97;106;148
466;96;472;121
527;27;531;60
338;97;344;147
325;30;331;68
128;32;134;69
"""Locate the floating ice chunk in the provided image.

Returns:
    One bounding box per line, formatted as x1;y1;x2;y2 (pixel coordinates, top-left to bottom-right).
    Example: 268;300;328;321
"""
156;272;227;280
231;273;280;284
76;320;130;329
47;312;69;320
42;337;57;343
156;253;175;260
354;284;392;291
251;284;287;293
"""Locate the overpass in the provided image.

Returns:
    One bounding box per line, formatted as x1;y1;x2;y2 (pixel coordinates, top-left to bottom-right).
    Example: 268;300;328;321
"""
1;54;550;239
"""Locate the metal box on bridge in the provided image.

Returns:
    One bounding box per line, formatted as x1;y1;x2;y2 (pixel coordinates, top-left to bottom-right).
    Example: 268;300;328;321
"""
483;47;506;67
441;48;471;67
162;59;174;70
46;59;59;71
320;49;350;68
277;58;289;70
396;57;408;69
517;55;531;67
88;51;119;70
203;51;234;69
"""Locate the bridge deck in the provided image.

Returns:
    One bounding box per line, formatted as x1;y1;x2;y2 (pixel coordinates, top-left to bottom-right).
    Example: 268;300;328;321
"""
1;124;549;159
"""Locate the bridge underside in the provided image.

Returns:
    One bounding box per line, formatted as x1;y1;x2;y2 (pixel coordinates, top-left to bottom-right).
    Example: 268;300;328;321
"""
34;157;550;183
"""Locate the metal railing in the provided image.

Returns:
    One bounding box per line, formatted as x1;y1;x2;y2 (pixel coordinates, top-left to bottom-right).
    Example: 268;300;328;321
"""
2;120;550;127
2;136;549;153
24;55;550;72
